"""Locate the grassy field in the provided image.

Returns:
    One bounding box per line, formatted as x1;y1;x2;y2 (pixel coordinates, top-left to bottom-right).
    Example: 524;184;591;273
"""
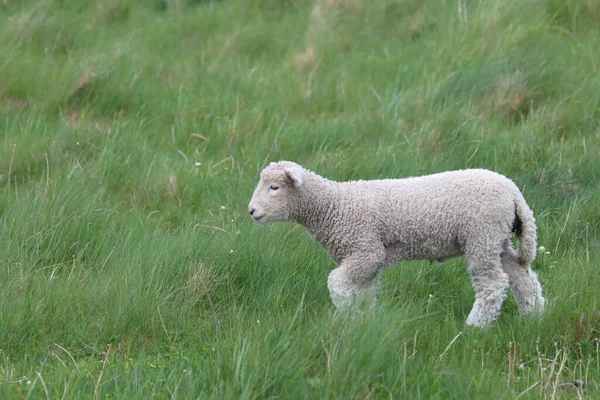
1;0;599;398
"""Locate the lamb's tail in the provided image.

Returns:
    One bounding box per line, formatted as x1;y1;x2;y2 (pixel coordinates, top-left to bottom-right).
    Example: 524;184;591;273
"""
513;194;537;265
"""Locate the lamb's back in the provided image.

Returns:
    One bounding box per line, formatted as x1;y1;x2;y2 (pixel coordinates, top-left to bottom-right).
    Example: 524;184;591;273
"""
334;169;518;255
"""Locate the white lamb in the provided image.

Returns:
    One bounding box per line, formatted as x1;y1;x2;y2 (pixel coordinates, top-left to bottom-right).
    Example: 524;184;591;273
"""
248;161;545;328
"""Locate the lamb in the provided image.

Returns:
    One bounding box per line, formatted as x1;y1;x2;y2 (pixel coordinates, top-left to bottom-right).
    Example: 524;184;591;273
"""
247;161;545;328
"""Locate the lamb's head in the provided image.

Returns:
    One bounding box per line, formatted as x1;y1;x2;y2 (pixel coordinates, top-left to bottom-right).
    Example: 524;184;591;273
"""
248;161;305;224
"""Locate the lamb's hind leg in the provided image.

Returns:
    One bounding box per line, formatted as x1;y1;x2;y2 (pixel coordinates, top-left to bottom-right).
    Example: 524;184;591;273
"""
327;249;384;310
500;245;545;317
465;243;510;328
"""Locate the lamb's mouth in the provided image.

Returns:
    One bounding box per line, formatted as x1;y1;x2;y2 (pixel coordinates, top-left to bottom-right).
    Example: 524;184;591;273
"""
252;214;266;223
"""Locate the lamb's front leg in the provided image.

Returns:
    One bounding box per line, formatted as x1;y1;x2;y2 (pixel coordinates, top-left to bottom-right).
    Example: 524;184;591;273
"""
327;249;384;310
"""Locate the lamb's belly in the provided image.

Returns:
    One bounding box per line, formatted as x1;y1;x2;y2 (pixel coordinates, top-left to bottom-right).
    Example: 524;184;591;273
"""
383;236;462;265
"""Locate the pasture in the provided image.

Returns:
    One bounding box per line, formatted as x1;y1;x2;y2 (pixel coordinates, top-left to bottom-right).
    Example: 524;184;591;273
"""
0;0;599;398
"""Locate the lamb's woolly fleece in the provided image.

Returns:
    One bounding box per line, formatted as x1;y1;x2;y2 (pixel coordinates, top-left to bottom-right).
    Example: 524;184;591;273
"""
248;161;545;328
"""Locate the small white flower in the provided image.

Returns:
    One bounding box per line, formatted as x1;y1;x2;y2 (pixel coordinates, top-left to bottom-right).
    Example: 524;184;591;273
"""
428;294;433;298
228;249;234;255
220;206;226;210
194;162;201;167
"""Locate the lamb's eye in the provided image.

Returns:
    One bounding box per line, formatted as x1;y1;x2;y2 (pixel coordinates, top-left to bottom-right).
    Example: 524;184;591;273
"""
269;185;279;191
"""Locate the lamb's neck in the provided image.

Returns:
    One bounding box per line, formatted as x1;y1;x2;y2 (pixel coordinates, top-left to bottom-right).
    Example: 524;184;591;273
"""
293;178;340;237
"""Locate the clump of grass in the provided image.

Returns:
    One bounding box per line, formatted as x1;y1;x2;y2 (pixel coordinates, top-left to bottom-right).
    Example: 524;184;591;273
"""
0;87;29;111
547;0;600;33
480;71;538;121
185;262;219;303
93;0;132;25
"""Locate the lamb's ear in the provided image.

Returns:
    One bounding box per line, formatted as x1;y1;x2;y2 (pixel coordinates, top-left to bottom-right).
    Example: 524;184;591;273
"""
284;166;304;187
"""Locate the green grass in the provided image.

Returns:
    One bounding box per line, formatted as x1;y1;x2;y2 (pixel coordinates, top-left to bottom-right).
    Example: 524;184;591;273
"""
1;0;599;398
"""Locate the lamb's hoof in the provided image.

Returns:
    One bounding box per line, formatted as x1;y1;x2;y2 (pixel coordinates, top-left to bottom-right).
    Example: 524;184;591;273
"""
519;297;546;319
466;320;494;329
465;311;496;329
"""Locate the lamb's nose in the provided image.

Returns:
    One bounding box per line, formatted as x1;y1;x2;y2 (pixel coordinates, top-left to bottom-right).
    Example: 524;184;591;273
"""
249;208;255;216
